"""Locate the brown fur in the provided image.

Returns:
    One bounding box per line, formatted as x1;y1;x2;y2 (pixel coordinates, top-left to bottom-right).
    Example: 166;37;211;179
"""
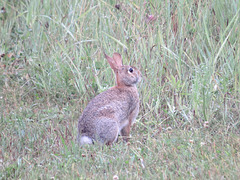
78;52;141;145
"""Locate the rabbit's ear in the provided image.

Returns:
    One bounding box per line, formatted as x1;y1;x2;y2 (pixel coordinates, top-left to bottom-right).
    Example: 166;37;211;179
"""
113;53;123;67
104;52;122;72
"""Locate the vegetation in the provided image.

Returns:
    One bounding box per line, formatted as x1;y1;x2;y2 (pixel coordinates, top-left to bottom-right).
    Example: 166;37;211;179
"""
1;0;240;179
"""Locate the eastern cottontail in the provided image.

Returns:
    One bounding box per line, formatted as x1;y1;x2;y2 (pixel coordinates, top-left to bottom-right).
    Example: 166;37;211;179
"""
78;52;141;145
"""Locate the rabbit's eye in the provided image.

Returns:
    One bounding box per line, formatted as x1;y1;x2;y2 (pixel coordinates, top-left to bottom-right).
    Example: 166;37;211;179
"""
129;67;133;73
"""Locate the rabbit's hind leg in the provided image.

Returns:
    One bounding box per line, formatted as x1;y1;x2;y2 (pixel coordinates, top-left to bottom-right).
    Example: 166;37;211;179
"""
97;119;119;145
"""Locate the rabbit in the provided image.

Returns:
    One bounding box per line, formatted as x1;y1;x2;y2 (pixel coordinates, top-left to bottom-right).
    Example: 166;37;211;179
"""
77;52;141;145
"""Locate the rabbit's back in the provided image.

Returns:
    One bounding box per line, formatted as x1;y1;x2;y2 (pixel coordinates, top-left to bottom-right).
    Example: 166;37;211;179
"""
79;87;139;123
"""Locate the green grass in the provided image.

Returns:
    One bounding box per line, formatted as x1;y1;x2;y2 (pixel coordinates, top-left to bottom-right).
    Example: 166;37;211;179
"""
1;0;240;179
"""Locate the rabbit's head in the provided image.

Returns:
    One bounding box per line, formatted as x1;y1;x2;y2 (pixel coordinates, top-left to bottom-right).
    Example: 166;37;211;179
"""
104;52;141;87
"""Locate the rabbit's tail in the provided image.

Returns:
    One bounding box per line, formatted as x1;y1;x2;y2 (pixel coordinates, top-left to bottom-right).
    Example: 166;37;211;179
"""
79;136;93;145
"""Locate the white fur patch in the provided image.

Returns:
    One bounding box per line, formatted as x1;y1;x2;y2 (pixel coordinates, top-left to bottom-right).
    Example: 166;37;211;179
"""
80;136;93;145
97;105;113;112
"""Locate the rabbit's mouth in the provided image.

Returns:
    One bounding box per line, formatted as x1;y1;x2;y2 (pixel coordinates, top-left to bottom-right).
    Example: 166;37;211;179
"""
131;76;141;85
121;72;141;86
134;76;141;84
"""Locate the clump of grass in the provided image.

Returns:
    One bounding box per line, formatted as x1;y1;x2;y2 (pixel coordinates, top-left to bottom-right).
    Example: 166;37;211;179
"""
1;0;240;179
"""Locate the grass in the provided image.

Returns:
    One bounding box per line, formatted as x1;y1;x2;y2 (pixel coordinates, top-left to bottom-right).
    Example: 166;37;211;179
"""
0;0;240;179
